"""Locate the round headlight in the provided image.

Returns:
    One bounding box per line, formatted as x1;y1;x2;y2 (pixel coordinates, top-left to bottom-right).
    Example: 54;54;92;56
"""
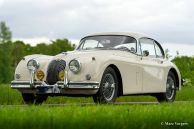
69;59;81;73
27;59;39;71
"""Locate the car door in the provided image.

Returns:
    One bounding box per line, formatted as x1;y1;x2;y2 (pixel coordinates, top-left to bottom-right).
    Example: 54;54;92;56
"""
116;37;143;94
123;41;143;94
139;38;166;93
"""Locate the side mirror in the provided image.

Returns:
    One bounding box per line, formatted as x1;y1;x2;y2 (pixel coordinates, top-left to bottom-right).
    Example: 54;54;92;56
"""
130;47;135;53
143;50;149;56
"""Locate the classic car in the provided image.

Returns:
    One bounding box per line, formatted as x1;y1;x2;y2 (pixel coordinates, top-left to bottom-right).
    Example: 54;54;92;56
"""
11;32;181;104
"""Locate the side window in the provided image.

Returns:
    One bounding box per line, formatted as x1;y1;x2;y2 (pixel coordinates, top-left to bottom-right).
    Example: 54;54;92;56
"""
140;38;156;58
154;42;163;58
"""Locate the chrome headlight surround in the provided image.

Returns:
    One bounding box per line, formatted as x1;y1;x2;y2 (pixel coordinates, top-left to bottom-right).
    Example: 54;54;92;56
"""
69;59;81;73
27;59;39;71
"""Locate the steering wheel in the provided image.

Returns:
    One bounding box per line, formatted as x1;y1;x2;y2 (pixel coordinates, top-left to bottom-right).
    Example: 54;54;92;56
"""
116;46;130;52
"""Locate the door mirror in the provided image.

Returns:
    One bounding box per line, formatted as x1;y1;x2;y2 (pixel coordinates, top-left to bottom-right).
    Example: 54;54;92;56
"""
130;47;136;53
143;50;149;56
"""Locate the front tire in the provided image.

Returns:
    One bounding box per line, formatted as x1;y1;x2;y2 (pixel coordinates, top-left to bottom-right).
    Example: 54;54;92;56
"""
156;71;176;102
93;67;118;104
22;93;48;105
22;93;35;104
35;95;48;105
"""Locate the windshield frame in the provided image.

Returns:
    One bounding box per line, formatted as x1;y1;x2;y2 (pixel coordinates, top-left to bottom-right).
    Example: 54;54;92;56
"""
77;35;138;53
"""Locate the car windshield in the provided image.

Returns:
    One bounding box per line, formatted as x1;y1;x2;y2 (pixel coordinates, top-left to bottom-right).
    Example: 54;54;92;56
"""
77;35;137;53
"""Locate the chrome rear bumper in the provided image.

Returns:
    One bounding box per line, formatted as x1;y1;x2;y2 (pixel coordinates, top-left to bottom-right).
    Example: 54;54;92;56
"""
11;80;99;94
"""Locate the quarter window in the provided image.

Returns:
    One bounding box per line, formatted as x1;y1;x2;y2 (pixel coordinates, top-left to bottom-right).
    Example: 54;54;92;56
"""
140;38;156;58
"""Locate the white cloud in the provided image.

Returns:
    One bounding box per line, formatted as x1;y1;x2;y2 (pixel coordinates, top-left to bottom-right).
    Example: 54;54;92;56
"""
0;0;4;6
163;43;194;57
1;0;194;51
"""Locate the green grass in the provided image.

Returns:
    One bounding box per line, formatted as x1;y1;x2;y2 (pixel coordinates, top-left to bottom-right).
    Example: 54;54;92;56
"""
0;103;194;129
0;84;194;104
0;84;194;129
0;84;23;104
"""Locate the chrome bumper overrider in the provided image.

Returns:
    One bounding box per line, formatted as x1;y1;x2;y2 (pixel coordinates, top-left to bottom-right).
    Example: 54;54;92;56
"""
11;81;99;94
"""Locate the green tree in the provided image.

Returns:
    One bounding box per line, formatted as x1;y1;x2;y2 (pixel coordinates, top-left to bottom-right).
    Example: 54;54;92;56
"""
49;39;74;55
32;39;74;55
0;21;12;43
12;41;26;68
172;56;194;86
0;21;13;83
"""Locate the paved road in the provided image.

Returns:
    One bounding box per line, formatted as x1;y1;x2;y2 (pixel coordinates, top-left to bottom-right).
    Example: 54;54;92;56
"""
1;101;194;107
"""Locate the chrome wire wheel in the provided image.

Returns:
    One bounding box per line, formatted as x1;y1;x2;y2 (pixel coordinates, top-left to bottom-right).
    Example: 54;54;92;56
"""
166;76;175;100
93;67;118;104
102;73;115;101
156;71;176;103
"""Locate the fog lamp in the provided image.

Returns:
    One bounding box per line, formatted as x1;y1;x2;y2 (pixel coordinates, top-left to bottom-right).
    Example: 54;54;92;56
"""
58;70;65;81
36;70;45;81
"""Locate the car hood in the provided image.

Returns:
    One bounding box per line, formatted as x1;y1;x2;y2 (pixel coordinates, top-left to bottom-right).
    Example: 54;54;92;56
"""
54;49;136;60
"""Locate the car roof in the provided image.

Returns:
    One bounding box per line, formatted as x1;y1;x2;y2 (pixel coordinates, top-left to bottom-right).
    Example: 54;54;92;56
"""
84;32;149;39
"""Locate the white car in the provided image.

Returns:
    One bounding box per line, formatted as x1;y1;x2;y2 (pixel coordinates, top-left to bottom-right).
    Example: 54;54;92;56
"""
11;32;181;104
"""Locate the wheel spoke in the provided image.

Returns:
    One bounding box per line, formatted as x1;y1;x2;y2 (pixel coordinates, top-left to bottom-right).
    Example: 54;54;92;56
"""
166;76;175;100
102;73;115;101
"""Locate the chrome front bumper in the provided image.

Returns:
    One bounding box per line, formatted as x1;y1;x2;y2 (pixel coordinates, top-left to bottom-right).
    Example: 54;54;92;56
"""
11;81;99;94
11;66;100;94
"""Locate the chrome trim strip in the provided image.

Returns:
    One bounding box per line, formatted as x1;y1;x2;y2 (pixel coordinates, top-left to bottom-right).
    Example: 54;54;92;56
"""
29;70;35;87
64;69;68;87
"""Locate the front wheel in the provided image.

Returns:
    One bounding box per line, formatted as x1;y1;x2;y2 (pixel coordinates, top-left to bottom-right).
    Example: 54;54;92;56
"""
93;67;118;104
22;93;48;105
22;93;35;104
156;71;176;102
35;95;48;104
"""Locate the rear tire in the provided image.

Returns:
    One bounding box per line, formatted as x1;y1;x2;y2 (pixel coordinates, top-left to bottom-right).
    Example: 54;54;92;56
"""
156;71;176;103
93;67;118;104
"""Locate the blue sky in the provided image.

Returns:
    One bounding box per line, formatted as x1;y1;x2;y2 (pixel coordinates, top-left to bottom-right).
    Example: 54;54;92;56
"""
0;0;194;56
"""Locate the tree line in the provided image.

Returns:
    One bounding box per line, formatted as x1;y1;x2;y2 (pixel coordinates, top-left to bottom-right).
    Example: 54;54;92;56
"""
0;21;194;86
0;21;74;83
172;56;194;86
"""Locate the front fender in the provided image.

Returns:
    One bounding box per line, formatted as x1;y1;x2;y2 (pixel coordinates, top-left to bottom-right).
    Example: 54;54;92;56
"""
14;54;53;81
169;62;182;90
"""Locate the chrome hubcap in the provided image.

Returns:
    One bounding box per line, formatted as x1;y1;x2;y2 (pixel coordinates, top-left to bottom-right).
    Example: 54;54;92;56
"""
102;73;115;101
166;76;175;100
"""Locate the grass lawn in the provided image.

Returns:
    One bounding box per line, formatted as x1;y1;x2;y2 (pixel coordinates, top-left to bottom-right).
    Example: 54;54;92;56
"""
0;84;194;129
0;103;193;129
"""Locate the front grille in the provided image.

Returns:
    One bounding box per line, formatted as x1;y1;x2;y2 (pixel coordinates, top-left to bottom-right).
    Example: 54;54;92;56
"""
46;59;66;85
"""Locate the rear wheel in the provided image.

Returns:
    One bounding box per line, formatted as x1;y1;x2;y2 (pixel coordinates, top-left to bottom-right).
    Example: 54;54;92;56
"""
93;67;118;104
156;71;176;102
